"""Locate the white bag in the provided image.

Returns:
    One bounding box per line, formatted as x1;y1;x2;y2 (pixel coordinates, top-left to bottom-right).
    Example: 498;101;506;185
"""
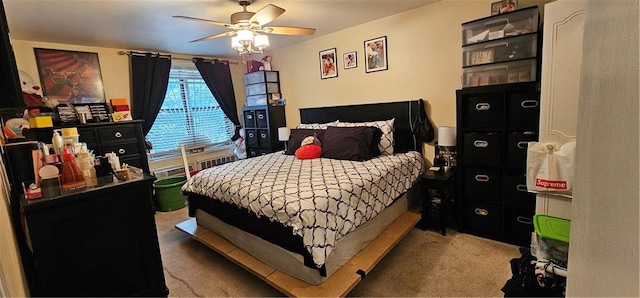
526;141;576;198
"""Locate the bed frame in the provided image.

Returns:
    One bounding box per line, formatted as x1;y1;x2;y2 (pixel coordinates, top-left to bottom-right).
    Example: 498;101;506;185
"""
176;100;424;297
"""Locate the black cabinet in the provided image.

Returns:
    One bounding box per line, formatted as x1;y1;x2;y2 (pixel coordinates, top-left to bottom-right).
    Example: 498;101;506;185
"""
242;105;286;157
456;82;539;247
19;175;168;296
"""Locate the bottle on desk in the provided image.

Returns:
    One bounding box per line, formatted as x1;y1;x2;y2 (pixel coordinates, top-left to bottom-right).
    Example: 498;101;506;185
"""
60;147;86;192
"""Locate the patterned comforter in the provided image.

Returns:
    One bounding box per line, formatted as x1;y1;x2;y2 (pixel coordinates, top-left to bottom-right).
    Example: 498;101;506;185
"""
181;151;424;268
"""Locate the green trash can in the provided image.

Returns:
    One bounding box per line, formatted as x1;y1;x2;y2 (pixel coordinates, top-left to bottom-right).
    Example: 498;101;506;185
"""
153;176;188;212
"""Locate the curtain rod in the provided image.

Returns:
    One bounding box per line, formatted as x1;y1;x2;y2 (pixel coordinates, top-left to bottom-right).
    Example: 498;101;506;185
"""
117;50;240;65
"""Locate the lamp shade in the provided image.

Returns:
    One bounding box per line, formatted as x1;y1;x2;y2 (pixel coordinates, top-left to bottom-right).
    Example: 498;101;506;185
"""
254;34;269;48
237;29;253;42
438;126;456;146
278;127;291;141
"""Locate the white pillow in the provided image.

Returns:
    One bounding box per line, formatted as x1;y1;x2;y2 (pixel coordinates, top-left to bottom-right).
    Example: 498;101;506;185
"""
336;118;395;155
297;120;338;129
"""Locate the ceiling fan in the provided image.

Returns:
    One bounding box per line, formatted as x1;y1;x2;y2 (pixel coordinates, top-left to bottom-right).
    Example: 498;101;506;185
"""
173;0;316;44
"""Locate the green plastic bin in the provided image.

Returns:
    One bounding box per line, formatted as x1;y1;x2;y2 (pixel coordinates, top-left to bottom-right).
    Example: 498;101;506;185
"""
153;176;187;212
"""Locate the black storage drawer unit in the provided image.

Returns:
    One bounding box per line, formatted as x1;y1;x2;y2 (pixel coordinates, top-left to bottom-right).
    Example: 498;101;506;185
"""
245;129;258;147
463;132;502;166
456;82;540;246
255;110;268;128
507;92;540;129
243;110;256;127
241;105;286;157
463;200;501;236
503;173;536;208
505;131;538;169
504;207;535;246
463;167;502;200
462;94;504;128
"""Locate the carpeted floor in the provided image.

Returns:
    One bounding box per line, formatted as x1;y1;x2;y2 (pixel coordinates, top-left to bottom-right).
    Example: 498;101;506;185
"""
154;207;520;297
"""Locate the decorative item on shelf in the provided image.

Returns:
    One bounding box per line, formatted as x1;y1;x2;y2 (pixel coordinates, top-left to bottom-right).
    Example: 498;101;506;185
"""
112;111;132;122
491;0;518;15
246;59;264;73
278;127;290;152
261;55;272;70
437;126;457;171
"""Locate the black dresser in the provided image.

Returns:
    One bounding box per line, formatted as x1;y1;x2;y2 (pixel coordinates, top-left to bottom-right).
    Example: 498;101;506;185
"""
30;120;149;173
18;175;168;296
242;105;286;157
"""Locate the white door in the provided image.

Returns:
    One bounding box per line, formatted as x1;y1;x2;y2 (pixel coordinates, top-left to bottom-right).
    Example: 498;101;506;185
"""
536;0;586;219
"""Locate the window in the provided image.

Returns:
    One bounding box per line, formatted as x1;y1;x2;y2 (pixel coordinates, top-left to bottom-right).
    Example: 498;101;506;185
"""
147;59;234;159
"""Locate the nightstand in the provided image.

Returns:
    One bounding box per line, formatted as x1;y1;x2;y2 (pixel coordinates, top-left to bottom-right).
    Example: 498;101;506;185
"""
420;170;455;235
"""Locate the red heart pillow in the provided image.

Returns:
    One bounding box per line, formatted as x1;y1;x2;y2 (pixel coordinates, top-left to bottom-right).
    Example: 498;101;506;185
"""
295;144;322;159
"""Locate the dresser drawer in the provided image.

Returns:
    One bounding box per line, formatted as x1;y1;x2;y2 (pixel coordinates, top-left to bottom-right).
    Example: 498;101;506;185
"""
101;141;140;157
463;59;537;88
504;207;534;246
462;6;539;46
507;92;540;129
503;173;536;208
463;34;538;67
462;94;503;129
463;167;502;200
245;82;279;96
463;132;502;166
244;70;279;85
243;110;256;128
506;131;537;170
245;129;258;147
257;130;271;147
255;110;268;128
98;125;137;142
463;200;501;236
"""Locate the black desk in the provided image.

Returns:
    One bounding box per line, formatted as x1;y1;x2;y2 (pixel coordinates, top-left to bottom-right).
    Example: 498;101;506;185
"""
420;170;455;235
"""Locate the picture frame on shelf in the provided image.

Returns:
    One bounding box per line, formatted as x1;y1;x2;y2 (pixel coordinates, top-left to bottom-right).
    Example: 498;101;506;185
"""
364;36;388;73
491;0;518;15
319;48;338;79
343;51;357;69
34;48;106;105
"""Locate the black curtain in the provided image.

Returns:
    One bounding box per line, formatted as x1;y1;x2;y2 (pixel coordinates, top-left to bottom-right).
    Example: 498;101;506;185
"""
130;52;171;135
193;57;241;141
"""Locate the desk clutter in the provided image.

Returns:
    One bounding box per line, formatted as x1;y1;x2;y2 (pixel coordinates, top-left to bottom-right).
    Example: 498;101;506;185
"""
5;127;142;200
1;98;131;144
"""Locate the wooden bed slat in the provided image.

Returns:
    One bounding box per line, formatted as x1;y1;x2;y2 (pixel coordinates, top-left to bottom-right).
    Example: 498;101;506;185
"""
175;210;421;297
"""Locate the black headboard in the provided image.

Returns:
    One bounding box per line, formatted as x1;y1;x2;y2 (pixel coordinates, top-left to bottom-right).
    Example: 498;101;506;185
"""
299;100;422;154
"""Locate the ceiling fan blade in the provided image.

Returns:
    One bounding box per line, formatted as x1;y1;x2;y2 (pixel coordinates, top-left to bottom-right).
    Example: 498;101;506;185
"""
173;15;231;28
264;26;316;36
250;4;285;26
189;31;236;43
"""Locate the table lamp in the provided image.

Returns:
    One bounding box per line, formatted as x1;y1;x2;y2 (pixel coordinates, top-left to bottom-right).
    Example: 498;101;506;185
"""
278;127;291;152
437;126;456;171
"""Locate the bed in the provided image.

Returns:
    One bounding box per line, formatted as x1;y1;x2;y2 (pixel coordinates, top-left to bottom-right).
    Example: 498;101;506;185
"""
177;100;425;296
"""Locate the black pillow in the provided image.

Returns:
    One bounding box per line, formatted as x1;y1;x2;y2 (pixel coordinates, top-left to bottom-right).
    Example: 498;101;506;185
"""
322;126;380;161
285;129;326;155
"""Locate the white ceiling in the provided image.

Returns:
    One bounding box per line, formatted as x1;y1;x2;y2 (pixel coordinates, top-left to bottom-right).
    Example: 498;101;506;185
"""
3;0;439;59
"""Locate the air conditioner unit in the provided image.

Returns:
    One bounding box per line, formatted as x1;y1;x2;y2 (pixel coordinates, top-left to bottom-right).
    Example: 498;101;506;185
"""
196;154;237;170
152;165;192;179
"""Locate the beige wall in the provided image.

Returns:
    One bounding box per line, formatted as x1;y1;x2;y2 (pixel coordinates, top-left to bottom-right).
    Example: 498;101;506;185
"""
272;0;550;164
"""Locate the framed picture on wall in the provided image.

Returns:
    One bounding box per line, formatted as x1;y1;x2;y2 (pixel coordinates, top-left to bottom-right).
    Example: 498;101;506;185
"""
491;0;518;15
343;51;357;69
319;48;338;79
364;36;388;73
34;48;106;104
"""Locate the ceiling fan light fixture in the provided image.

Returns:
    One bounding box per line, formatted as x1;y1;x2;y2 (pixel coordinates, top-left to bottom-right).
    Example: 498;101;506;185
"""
237;29;254;42
254;34;269;48
231;36;242;49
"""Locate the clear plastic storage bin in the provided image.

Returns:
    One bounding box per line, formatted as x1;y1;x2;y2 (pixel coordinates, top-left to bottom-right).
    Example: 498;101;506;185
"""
462;58;536;87
462;6;539;46
463;33;538;67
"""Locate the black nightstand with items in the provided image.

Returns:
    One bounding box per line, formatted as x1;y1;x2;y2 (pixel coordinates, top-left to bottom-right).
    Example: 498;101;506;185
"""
420;170;455;236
